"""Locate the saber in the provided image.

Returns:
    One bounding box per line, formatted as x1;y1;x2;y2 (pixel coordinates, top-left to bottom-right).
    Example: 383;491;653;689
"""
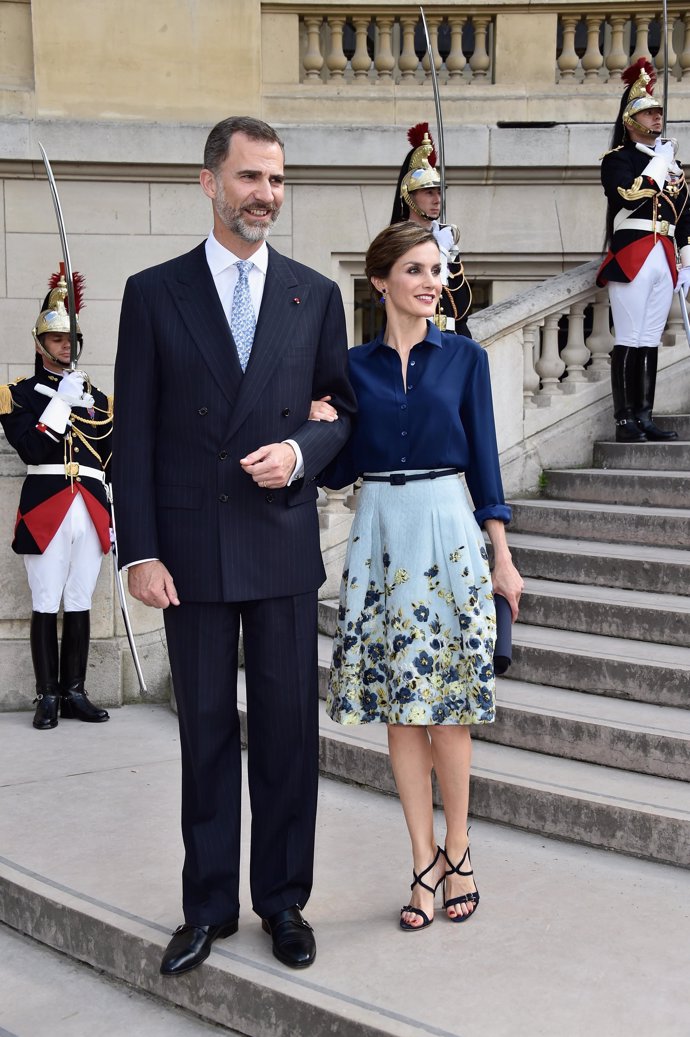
110;493;148;695
420;7;446;223
658;0;690;347
38;142;79;370
662;0;669;137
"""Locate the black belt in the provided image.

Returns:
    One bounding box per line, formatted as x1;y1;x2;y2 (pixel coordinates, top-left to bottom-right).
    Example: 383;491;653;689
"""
362;469;460;486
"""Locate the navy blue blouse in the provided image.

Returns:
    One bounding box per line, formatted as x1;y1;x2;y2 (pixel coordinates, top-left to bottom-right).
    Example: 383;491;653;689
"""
322;321;511;527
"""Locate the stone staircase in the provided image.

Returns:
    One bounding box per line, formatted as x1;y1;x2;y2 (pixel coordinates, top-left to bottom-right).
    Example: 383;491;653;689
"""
316;414;690;869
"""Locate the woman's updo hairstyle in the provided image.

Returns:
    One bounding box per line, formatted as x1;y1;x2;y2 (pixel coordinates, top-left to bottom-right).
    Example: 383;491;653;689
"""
365;223;438;298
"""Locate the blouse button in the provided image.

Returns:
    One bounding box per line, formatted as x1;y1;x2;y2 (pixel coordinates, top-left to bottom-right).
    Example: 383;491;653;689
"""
410;360;416;367
401;456;407;462
401;431;407;437
408;384;414;390
400;404;407;410
198;406;208;416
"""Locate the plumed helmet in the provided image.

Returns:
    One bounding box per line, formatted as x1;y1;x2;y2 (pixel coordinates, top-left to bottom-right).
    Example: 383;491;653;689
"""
607;59;663;148
391;123;441;224
32;266;85;365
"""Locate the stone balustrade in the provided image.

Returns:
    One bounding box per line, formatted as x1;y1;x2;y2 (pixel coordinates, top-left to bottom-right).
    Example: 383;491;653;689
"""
288;4;686;87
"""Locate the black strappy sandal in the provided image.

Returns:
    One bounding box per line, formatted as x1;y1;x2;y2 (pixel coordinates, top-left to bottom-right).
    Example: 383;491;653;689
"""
443;843;480;923
400;845;444;931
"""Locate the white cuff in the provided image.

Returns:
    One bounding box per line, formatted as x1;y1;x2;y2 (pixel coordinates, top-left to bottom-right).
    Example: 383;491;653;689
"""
642;155;671;190
284;439;304;485
39;395;72;435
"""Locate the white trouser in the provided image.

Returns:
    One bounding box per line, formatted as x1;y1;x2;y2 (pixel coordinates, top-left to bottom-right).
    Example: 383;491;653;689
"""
24;493;104;613
608;241;674;348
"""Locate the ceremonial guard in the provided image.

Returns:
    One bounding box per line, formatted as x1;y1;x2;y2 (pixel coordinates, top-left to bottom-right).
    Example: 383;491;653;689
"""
597;59;690;441
0;271;112;729
391;123;472;336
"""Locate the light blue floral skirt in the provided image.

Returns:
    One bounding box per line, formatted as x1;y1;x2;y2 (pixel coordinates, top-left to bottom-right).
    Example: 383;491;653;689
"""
327;474;496;726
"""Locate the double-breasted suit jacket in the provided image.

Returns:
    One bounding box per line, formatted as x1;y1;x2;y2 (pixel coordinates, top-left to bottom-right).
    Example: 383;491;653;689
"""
112;242;356;600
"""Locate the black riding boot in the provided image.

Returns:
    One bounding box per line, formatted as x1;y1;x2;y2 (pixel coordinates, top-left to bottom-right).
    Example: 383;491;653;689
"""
610;345;647;442
635;346;678;441
59;610;109;722
31;611;60;730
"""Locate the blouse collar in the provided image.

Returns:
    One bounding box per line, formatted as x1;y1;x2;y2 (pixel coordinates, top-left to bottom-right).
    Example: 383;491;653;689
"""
369;319;444;353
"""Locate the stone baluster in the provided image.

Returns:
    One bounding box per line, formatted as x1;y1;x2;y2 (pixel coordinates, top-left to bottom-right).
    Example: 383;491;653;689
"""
586;290;615;380
351;16;372;79
374;17;396;80
606;16;628;81
326;16;347;80
655;14;677;82
534;314;564;394
560;302;591;387
469;17;491;80
398;15;419;80
303;16;324;81
630;12;653;64
557;16;580;80
680;13;690;80
522;323;541;406
446;14;467;79
421;15;443;78
581;14;604;80
320;485;352;518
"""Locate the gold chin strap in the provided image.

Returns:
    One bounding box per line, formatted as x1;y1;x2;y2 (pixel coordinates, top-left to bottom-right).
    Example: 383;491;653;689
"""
625;120;660;141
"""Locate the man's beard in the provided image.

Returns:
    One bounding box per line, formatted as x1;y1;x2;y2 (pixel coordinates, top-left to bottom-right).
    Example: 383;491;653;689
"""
215;182;280;243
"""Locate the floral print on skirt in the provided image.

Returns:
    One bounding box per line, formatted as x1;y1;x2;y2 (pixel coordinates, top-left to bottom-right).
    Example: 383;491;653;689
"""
327;474;496;726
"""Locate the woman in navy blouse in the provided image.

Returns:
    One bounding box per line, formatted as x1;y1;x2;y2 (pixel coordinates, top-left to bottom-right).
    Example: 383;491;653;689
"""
316;223;522;931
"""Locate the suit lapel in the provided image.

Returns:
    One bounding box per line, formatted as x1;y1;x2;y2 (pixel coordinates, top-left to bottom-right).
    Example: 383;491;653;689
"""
166;242;244;407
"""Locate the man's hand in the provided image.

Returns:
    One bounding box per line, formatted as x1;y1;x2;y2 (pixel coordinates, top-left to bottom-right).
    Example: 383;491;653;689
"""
675;267;690;296
127;560;180;609
240;442;297;489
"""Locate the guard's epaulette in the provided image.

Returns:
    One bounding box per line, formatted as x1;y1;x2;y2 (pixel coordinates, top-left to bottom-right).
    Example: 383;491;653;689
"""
599;144;624;161
106;394;114;418
0;376;27;416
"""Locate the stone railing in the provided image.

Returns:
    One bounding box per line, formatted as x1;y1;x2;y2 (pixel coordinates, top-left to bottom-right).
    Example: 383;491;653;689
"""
283;4;687;86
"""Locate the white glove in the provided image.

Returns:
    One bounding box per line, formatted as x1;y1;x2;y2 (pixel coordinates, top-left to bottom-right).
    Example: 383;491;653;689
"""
39;371;93;434
675;267;690;296
654;139;676;162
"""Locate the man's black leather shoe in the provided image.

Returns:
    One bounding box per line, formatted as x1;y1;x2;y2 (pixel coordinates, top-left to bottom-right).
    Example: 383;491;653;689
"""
261;906;316;969
160;920;238;976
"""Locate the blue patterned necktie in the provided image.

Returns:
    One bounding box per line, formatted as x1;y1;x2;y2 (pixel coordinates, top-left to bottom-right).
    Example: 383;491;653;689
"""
230;260;256;372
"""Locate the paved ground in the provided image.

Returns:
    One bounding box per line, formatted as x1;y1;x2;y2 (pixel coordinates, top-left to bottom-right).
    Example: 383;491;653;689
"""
0;923;239;1036
1;703;689;1037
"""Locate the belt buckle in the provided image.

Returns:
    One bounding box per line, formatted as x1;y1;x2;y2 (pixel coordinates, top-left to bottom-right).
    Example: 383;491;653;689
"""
65;461;80;478
390;473;406;486
660;220;669;235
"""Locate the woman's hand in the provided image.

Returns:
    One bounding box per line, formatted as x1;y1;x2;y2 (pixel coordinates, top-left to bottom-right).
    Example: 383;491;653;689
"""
484;518;523;621
309;395;338;422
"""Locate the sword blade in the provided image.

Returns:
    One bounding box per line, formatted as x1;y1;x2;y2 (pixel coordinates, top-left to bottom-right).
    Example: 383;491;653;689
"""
38;142;79;370
420;7;446;223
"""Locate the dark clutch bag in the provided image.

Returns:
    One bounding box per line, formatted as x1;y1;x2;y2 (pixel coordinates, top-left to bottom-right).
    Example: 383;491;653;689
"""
493;593;513;676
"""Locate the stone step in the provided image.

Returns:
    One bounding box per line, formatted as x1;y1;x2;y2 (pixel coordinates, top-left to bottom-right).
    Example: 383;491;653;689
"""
506;532;690;595
507;623;690;709
519;576;690;648
316;622;690;775
302;695;690;868
509;498;690;547
476;678;690;780
647;414;690;440
594;440;690;471
543;467;690;508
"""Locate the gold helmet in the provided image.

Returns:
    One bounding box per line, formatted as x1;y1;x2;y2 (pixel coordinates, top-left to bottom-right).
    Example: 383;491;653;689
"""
622;59;662;140
32;267;84;366
391;123;441;224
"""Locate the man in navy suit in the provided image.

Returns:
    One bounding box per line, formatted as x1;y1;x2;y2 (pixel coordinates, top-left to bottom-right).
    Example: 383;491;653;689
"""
112;117;355;973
